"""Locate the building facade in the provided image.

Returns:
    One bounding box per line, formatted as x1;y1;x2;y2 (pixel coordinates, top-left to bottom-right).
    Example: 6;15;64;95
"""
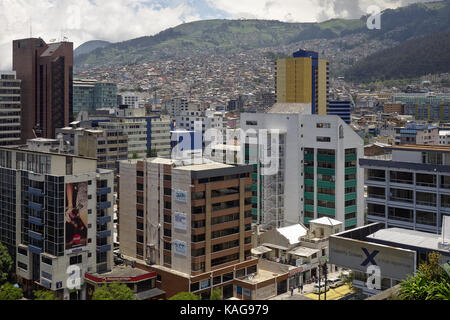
0;139;114;299
361;144;450;234
73;79;117;115
118;158;258;299
240;105;364;231
328;100;352;125
13;38;73;141
0;71;21;145
276;50;329;115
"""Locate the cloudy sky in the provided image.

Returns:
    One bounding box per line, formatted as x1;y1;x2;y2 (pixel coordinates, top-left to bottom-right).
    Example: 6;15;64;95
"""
0;0;432;69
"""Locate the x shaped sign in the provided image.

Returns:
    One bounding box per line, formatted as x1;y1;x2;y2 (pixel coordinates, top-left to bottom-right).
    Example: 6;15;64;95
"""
361;248;379;267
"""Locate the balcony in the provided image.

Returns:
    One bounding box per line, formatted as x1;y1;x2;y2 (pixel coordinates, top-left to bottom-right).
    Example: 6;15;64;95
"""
317;167;335;176
345;167;357;175
97;230;111;239
98;215;112;225
345;193;357;202
29;202;43;211
345;206;357;215
28;187;43;197
317;206;335;216
97;201;112;210
97;187;112;195
317;193;335;202
345;180;357;188
345;218;357;228
28;244;42;255
97;244;112;253
28;216;43;226
318;180;335;189
28;231;43;241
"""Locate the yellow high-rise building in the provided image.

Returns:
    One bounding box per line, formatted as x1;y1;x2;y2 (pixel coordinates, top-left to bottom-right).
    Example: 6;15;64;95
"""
276;50;329;115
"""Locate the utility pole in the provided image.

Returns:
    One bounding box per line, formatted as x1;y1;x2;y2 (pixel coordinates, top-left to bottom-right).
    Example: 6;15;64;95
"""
318;263;321;301
324;262;328;301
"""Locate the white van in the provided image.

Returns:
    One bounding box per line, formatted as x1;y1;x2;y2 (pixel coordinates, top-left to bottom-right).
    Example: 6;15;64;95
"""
327;277;344;288
313;282;329;294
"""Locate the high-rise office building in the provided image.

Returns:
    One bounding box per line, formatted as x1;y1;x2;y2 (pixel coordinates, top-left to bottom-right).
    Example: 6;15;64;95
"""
241;103;364;230
328;100;352;125
0;138;114;299
73;79;118;115
0;71;21;145
118;158;257;299
276;50;329;115
13;38;73;141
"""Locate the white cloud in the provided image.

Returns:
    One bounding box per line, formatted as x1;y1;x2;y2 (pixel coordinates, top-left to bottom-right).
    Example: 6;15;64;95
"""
0;0;201;70
208;0;432;22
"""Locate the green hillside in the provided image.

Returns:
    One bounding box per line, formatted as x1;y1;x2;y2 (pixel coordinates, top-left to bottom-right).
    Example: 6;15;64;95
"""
74;0;450;70
345;28;450;83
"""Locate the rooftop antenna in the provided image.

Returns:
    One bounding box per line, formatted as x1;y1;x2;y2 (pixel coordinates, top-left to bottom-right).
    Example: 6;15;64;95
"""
29;18;32;38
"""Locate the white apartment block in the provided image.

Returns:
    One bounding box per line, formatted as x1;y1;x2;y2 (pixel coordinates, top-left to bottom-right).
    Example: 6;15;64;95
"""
240;103;364;231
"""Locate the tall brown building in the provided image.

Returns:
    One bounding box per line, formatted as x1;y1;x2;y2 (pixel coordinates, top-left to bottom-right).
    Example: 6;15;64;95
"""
119;158;258;299
13;38;73;142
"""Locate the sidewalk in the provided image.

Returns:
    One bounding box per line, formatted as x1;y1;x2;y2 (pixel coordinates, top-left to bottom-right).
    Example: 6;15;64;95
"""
269;271;344;301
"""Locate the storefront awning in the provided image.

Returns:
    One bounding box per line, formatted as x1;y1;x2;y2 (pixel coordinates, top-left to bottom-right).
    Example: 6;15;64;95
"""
134;288;165;300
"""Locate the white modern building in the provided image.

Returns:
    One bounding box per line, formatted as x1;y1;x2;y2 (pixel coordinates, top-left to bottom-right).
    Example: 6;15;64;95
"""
240;103;364;231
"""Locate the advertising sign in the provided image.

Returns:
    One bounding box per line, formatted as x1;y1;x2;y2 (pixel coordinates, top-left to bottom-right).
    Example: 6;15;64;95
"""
65;182;88;253
174;190;187;203
174;212;187;231
174;240;187;257
329;236;416;280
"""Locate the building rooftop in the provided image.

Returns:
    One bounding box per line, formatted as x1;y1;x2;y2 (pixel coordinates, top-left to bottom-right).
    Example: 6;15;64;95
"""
276;224;308;245
389;144;450;153
310;217;343;227
266;103;311;114
367;228;449;253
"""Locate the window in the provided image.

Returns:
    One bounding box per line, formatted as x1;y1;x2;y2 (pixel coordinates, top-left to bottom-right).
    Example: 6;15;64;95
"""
246;121;258;126
317;137;331;142
316;123;331;129
18;247;27;256
69;255;82;265
18;262;28;271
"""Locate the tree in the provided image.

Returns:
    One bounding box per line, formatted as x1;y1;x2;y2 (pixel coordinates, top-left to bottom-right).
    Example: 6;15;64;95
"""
168;292;200;300
131;152;139;160
34;290;58;300
0;283;23;300
0;242;12;284
399;252;450;300
92;282;136;300
147;149;158;158
209;288;222;300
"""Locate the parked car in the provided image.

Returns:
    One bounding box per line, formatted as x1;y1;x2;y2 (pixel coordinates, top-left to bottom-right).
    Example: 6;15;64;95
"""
327;277;344;288
313;282;329;294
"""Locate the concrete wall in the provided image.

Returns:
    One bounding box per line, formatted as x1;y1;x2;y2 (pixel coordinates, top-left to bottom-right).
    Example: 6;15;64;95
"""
119;161;138;258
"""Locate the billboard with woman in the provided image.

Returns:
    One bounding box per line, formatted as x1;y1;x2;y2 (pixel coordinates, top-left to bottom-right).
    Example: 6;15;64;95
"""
65;182;88;251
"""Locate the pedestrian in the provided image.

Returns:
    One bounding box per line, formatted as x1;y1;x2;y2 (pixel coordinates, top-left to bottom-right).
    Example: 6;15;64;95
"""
290;286;294;296
300;283;304;293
